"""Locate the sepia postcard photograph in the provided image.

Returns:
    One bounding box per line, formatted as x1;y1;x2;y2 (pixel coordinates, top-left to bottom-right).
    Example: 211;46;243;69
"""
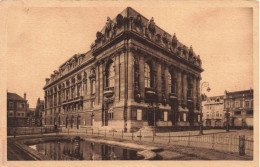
0;0;259;167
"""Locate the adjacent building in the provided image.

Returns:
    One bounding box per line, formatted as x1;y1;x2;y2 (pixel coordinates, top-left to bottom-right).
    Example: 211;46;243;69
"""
202;96;224;127
35;98;44;126
224;89;253;128
43;7;203;132
7;92;29;127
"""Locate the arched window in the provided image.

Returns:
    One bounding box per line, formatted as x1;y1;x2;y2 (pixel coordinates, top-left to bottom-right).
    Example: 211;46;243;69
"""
144;63;152;88
168;72;172;93
187;77;193;98
107;61;115;87
91;80;96;94
168;71;177;94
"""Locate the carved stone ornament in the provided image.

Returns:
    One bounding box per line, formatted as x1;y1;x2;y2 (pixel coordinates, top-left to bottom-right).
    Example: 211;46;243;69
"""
104;95;115;104
132;14;144;34
155;34;161;43
147;17;156;35
95;31;104;44
77;73;82;81
162;33;168;45
89;67;96;79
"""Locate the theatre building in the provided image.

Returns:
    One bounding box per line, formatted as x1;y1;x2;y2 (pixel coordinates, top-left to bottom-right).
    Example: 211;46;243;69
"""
43;7;203;132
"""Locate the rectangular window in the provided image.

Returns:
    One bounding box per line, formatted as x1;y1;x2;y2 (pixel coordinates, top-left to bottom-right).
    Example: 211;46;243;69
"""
131;110;137;120
91;80;96;94
137;109;142;121
240;100;243;108
9;102;14;110
247;110;253;115
21;113;24;116
234;111;241;115
183;113;186;122
17;113;20;116
226;101;230;108
245;101;249;108
164;111;168;121
91;101;95;108
235;101;239;108
180;113;184;122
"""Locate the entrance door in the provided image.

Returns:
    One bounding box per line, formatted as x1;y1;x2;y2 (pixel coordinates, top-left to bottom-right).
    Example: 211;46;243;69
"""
147;109;154;126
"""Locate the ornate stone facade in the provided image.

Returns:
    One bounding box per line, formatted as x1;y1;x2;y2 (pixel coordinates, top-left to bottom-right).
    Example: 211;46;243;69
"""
43;7;203;132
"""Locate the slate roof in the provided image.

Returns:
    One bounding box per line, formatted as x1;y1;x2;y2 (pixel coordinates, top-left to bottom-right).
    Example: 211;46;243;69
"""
7;92;26;101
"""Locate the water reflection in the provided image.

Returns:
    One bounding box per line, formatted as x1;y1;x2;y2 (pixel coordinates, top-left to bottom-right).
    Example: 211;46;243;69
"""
29;140;142;160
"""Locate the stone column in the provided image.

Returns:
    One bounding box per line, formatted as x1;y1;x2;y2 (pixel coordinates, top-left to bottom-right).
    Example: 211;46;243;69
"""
193;75;197;109
95;64;99;105
114;53;120;102
139;55;145;101
177;70;182;105
164;65;169;101
156;61;162;102
183;71;187;106
120;52;126;101
99;63;103;105
197;76;201;110
128;51;135;100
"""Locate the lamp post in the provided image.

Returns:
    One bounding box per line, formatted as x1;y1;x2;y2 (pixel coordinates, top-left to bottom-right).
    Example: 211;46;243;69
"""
225;110;230;132
199;82;211;135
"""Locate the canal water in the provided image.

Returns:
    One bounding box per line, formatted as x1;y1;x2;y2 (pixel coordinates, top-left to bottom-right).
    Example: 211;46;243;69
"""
29;140;143;160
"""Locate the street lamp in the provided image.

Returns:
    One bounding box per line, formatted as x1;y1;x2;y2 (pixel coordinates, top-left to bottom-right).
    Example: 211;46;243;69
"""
199;82;211;135
225;110;230;132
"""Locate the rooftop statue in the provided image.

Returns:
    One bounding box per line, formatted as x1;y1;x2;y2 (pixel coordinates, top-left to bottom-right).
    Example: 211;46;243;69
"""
133;14;144;34
105;17;114;40
145;17;156;39
188;45;194;61
172;33;178;51
116;14;124;29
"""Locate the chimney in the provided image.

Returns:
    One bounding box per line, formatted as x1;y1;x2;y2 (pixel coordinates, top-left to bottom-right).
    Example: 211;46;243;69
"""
24;93;26;100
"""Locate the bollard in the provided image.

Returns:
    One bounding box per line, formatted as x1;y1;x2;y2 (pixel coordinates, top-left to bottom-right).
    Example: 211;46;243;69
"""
168;132;171;143
212;134;215;150
139;130;142;142
239;135;245;156
188;132;190;146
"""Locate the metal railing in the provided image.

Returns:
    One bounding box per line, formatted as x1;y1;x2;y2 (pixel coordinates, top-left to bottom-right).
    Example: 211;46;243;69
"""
7;127;62;136
8;126;253;157
61;127;253;157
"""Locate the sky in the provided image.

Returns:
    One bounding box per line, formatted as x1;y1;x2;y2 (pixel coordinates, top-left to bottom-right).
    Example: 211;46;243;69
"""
6;6;253;107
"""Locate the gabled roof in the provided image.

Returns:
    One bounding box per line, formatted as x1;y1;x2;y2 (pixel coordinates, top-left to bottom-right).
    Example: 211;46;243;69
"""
7;92;26;101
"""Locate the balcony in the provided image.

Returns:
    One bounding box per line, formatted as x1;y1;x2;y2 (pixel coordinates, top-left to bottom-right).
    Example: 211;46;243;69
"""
104;87;114;98
145;87;157;102
169;93;177;99
62;96;83;105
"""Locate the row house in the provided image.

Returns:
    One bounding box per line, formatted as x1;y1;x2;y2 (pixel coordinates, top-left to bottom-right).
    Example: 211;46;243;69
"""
224;89;254;128
202;96;224;127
